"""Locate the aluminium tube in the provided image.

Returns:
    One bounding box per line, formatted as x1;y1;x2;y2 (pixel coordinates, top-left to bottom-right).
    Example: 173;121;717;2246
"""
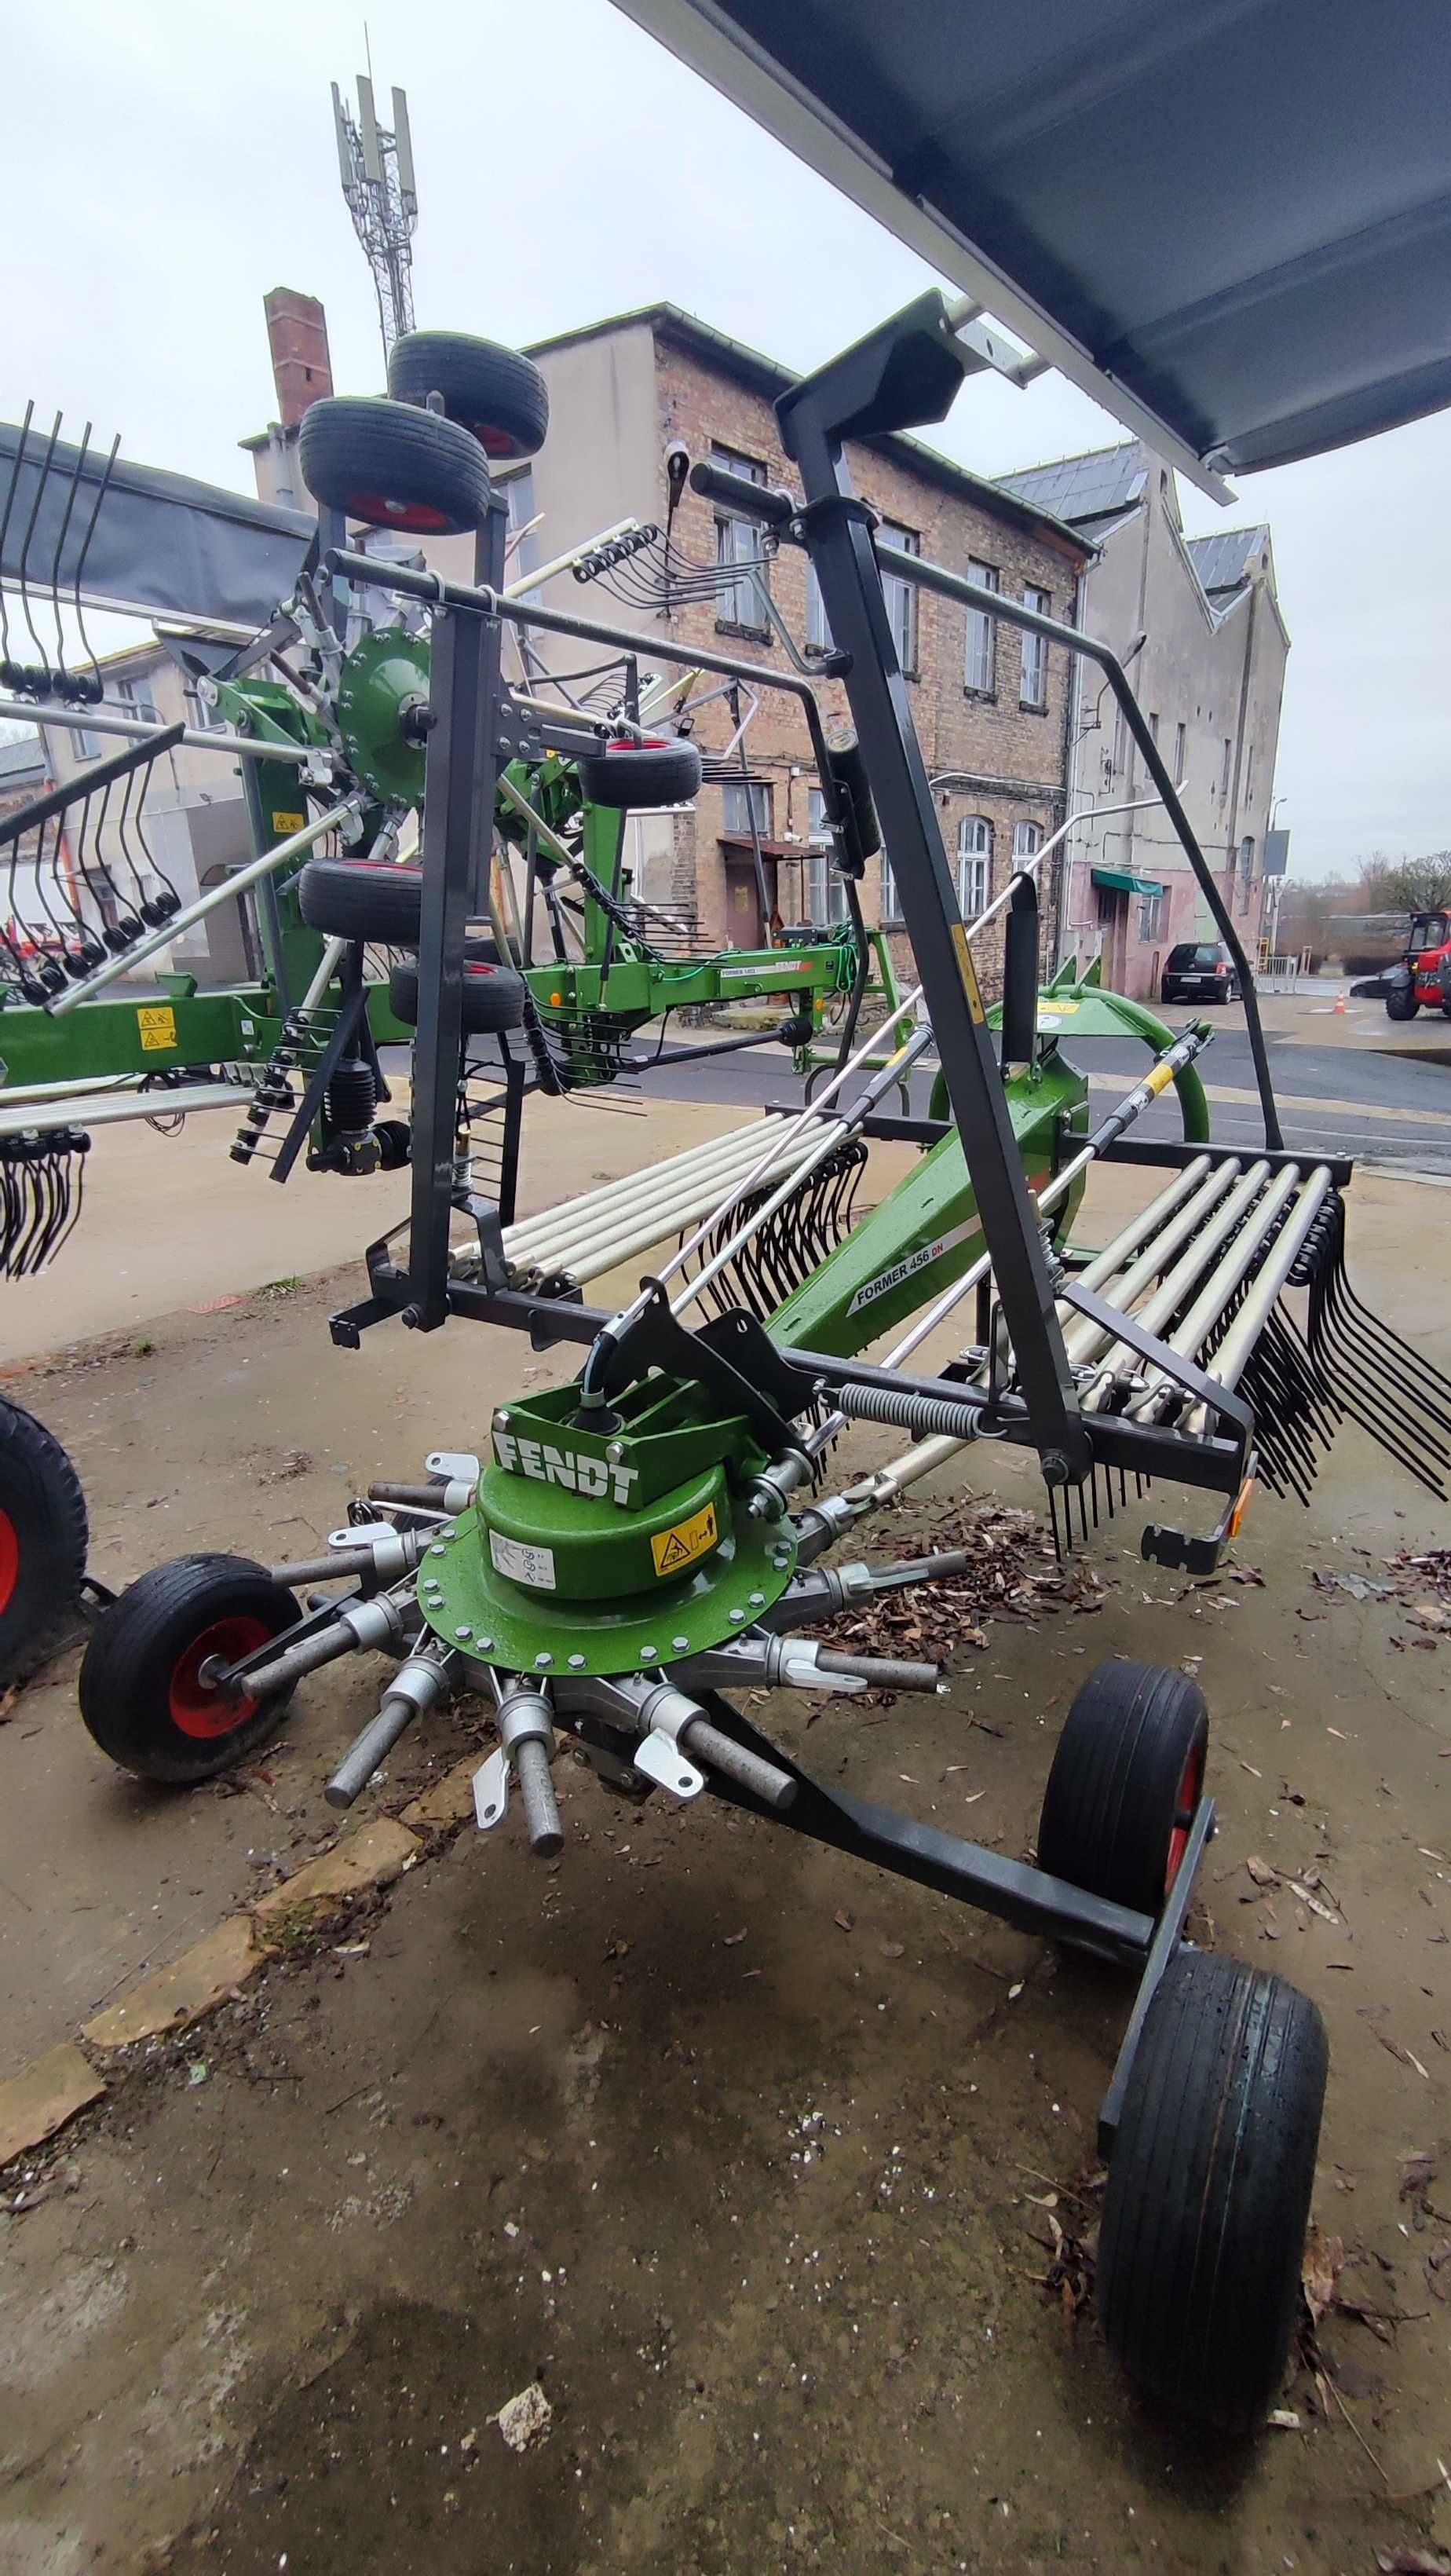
0;694;312;763
1128;1163;1307;1414
47;797;359;1015
1197;1167;1335;1397
533;1134;829;1281
1077;1166;1277;1408
504;1123;817;1265
1059;1161;1247;1370
501;1124;772;1253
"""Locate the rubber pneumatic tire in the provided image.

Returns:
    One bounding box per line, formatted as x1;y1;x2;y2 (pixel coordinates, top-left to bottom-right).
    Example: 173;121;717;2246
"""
576;737;704;810
388;956;526;1034
1036;1657;1208;1916
1098;1949;1328;2432
298;858;505;954
1384;983;1420;1022
387;331;549;461
298;395;492;536
79;1554;302;1785
0;1396;88;1687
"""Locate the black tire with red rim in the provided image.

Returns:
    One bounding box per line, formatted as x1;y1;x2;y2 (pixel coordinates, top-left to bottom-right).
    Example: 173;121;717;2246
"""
1036;1657;1208;1917
575;737;704;810
298;396;492;536
386;331;550;461
79;1554;302;1784
0;1396;88;1688
298;858;505;954
1098;1949;1328;2431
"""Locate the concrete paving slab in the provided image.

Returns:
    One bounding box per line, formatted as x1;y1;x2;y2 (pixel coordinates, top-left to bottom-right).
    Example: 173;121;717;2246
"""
251;1818;418;1930
81;1914;260;2049
0;2040;105;2165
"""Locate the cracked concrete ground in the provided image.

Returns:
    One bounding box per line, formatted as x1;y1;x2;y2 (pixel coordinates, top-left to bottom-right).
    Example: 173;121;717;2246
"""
2;1132;1449;2574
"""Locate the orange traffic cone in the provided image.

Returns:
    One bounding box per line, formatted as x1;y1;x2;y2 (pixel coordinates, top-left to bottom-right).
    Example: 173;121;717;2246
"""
1333;993;1347;1012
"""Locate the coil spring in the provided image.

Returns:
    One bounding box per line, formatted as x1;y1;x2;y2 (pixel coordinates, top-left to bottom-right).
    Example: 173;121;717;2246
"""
837;1382;983;1441
1287;1191;1340;1287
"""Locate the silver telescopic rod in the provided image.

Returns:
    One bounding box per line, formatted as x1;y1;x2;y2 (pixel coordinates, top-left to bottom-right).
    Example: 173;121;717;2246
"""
47;797;360;1014
0;695;313;763
1200;1167;1334;1395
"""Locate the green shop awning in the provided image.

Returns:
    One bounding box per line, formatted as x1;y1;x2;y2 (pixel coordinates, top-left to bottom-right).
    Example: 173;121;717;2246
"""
1092;867;1165;898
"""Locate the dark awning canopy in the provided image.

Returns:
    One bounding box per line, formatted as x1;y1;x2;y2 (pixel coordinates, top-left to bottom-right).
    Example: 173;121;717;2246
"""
1093;867;1165;898
612;0;1451;494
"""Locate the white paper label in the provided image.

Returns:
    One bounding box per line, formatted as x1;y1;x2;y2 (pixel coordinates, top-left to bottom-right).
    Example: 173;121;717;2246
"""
489;1527;556;1590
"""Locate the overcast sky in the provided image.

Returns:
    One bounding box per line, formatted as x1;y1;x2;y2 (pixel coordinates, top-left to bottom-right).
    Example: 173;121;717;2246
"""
7;0;1447;878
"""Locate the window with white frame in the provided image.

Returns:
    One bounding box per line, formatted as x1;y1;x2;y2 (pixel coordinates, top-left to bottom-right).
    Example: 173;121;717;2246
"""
879;848;901;922
1239;834;1255;886
806;787;849;923
877;520;919;675
711;445;769;632
957;814;992;917
1139;888;1164;942
117;673;159;724
722;778;772;839
806;562;833;653
1012;819;1043;865
964;559;999;693
1019;587;1049;706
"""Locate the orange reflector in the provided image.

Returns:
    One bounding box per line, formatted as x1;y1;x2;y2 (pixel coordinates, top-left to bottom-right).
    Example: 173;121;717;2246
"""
550;991;563;1007
1227;1476;1257;1538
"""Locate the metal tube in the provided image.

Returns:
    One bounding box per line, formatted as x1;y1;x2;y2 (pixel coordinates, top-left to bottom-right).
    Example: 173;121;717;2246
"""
0;694;313;763
678;1716;799;1812
1202;1168;1334;1393
504;1122;813;1263
0;1082;244;1139
1079;1163;1274;1403
814;1648;941;1692
1135;1164;1305;1403
1060;1162;1245;1367
537;1133;827;1280
325;1694;417;1809
47;797;359;1015
299;935;348;1016
514;1736;564;1857
269;1550;375;1587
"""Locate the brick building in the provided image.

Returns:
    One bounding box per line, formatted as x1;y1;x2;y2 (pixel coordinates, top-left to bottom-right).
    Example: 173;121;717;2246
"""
517;307;1092;983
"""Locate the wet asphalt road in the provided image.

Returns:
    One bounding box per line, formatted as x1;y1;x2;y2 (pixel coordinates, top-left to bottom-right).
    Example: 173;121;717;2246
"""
636;1023;1451;1171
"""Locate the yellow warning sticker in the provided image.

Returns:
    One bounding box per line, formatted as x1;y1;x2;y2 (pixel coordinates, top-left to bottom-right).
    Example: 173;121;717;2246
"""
271;810;306;835
137;1004;177;1052
651;1500;718;1578
950;921;985;1024
1039;998;1080;1016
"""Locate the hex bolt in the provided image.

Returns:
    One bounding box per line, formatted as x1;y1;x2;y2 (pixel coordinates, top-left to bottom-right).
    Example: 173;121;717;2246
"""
748;1591;766;1608
605;1440;626;1466
729;1608;746;1623
454;1625;473;1640
535;1652;553;1667
640;1646;659;1663
671;1635;690;1652
568;1653;587;1669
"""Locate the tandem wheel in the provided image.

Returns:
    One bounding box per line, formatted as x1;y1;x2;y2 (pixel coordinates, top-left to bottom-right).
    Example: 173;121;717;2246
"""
1037;1656;1207;1915
0;1396;88;1687
79;1554;302;1785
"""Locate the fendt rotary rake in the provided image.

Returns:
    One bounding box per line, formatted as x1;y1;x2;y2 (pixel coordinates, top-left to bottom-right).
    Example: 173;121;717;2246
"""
65;292;1451;2435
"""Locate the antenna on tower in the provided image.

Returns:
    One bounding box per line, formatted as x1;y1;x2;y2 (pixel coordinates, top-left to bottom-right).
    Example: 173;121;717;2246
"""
331;74;418;360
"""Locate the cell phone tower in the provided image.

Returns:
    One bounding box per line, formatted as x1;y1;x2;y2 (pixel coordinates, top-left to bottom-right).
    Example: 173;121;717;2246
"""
331;75;418;360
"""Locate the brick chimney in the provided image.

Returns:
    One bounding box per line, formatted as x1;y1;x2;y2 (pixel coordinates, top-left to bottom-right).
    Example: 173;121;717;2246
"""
263;287;333;429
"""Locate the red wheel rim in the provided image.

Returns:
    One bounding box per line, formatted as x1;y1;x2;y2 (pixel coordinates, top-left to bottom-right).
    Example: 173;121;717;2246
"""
1165;1740;1206;1893
0;1509;18;1617
470;423;524;459
167;1615;272;1740
345;493;453;535
608;735;669;752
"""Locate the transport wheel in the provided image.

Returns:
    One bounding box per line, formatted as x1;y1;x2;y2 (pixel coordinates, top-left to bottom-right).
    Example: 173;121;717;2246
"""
576;737;704;809
79;1555;302;1785
0;1396;88;1688
1036;1657;1207;1916
1098;1950;1328;2431
388;956;526;1034
387;331;550;460
299;858;504;952
298;395;492;536
1384;983;1419;1021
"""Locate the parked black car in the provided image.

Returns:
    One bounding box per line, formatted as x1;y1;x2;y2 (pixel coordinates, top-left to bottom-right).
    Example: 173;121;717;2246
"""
1160;941;1241;1004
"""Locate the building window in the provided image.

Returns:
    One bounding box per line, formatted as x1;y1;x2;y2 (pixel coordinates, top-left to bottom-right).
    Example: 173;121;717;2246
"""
722;778;772;839
1239;834;1255;886
879;848;901;922
117;675;159;724
1111;704;1129;774
878;520;919;675
1139;888;1164;942
805;792;849;923
1019;587;1049;706
964;559;999;693
502;467;542;595
957;814;992;917
806;562;833;653
1149;711;1160;742
1244;740;1255;802
1173;720;1187;783
1012;820;1043;865
1220;735;1232;799
1096;880;1120;931
711;444;769;633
